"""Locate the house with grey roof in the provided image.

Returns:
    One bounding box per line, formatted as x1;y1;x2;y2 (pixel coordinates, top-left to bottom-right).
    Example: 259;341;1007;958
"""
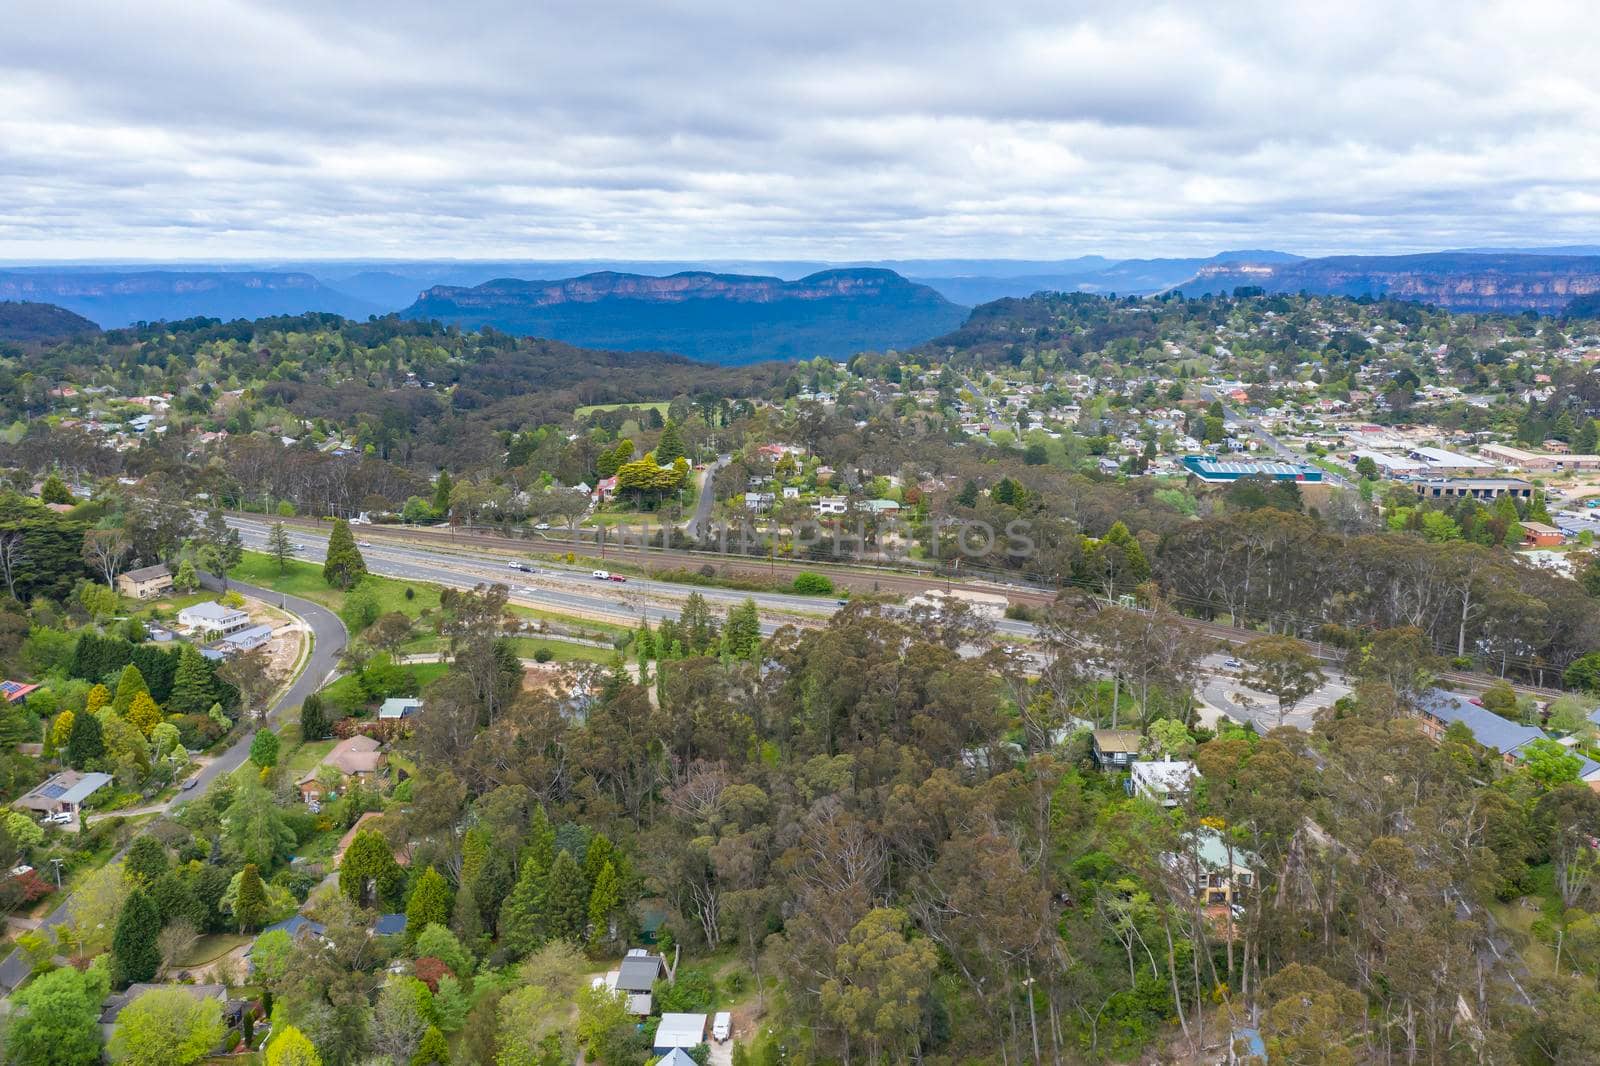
15;771;111;817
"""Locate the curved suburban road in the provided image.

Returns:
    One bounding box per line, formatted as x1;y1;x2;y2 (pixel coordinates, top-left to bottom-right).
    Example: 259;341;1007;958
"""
0;575;346;994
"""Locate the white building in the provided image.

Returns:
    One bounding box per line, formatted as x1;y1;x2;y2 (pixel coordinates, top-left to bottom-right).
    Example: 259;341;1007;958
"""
1130;760;1197;807
815;496;848;515
178;601;251;636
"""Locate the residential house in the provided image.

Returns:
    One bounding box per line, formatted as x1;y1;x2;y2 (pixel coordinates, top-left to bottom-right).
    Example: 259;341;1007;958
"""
116;563;173;600
177;601;250;636
653;1013;709;1053
1;681;40;704
1090;729;1141;770
610;949;667;1015
99;984;242;1045
378;698;424;722
1129;760;1197;807
371;913;407;937
15;771;111;818
1169;827;1255;906
218;623;274;655
1414;689;1546;769
815;496;848;515
297;735;385;803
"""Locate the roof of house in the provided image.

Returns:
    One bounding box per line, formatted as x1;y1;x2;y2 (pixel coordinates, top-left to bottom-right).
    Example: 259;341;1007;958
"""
1131;759;1197;794
372;913;406;936
653;1012;708;1049
223;624;274;646
121;563;171;582
179;601;247;622
1522;522;1561;535
16;771;112;809
325;734;383;774
615;953;665;992
378;697;423;720
1092;729;1142;755
1;680;40;703
100;983;225;1025
658;1050;698;1066
1416;689;1546;756
253;914;327;945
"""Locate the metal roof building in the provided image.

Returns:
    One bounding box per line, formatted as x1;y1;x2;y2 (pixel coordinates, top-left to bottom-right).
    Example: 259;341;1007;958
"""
1181;455;1323;483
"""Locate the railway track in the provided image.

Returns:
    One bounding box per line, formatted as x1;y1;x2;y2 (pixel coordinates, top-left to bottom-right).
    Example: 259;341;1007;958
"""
234;513;1566;698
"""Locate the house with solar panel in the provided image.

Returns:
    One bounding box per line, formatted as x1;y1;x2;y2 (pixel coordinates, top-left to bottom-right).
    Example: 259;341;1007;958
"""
1;680;41;705
15;771;111;819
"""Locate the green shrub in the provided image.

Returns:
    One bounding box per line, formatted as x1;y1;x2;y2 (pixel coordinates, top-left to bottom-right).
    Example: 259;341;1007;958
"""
791;572;834;596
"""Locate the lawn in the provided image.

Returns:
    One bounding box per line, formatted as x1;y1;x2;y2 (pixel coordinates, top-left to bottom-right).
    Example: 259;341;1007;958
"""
232;551;442;619
285;738;337;778
575;400;669;419
172;932;253;969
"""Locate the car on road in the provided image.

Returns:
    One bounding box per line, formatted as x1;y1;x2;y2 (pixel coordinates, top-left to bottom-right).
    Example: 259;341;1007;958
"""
1222;657;1242;670
514;586;536;595
712;1012;732;1042
607;574;627;582
508;562;532;572
358;540;372;547
180;776;199;791
592;570;609;579
534;522;551;530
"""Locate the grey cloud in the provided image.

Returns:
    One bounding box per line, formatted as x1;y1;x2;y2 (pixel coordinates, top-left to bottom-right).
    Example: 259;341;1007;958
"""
2;0;1599;258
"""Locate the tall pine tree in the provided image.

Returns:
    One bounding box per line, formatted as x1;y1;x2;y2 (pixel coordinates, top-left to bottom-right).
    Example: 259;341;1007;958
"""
168;644;215;716
112;888;162;985
542;850;588;943
405;866;452;942
322;519;367;590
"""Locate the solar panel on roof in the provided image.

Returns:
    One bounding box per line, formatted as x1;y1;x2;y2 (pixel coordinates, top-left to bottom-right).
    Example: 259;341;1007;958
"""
42;784;66;798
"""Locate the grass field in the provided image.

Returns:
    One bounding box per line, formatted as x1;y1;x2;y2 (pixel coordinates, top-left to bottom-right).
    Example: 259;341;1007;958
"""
575;401;669;419
232;551;442;619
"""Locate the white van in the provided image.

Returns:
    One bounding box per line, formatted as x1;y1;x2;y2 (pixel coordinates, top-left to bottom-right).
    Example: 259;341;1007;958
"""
712;1011;732;1042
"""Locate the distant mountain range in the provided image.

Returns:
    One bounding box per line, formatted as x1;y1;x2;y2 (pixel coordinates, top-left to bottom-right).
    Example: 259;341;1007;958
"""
402;268;967;364
0;300;100;342
11;248;1600;353
1178;252;1600;314
0;270;379;327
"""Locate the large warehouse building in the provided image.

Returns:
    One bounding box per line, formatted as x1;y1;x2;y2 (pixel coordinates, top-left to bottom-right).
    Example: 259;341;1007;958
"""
1181;455;1324;483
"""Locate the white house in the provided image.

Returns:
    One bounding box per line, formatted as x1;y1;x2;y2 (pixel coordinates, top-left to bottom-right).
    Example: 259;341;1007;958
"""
379;698;424;721
1130;760;1197;807
177;601;251;636
815;496;848;515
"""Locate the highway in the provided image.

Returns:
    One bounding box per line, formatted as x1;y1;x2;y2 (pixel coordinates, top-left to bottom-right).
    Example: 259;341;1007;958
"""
0;576;347;994
229;516;1042;642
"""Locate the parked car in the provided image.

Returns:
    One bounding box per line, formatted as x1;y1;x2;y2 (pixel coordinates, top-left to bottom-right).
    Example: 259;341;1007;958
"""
1222;657;1242;670
712;1012;732;1042
42;811;71;825
534;522;551;530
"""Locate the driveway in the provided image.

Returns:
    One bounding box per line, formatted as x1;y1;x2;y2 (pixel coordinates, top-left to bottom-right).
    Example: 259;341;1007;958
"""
0;574;346;994
684;454;730;541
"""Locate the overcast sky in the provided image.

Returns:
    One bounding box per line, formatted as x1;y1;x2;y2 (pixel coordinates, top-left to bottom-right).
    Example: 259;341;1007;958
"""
4;0;1599;261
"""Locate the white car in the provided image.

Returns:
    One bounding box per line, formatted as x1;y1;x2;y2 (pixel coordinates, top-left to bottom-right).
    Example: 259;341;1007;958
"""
1222;657;1242;670
42;811;71;826
712;1011;732;1042
357;540;372;547
534;523;551;530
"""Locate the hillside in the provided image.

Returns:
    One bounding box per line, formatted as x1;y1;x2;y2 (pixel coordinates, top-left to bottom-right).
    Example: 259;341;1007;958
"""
0;270;380;328
0;300;100;342
1181;252;1600;313
403;268;967;364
